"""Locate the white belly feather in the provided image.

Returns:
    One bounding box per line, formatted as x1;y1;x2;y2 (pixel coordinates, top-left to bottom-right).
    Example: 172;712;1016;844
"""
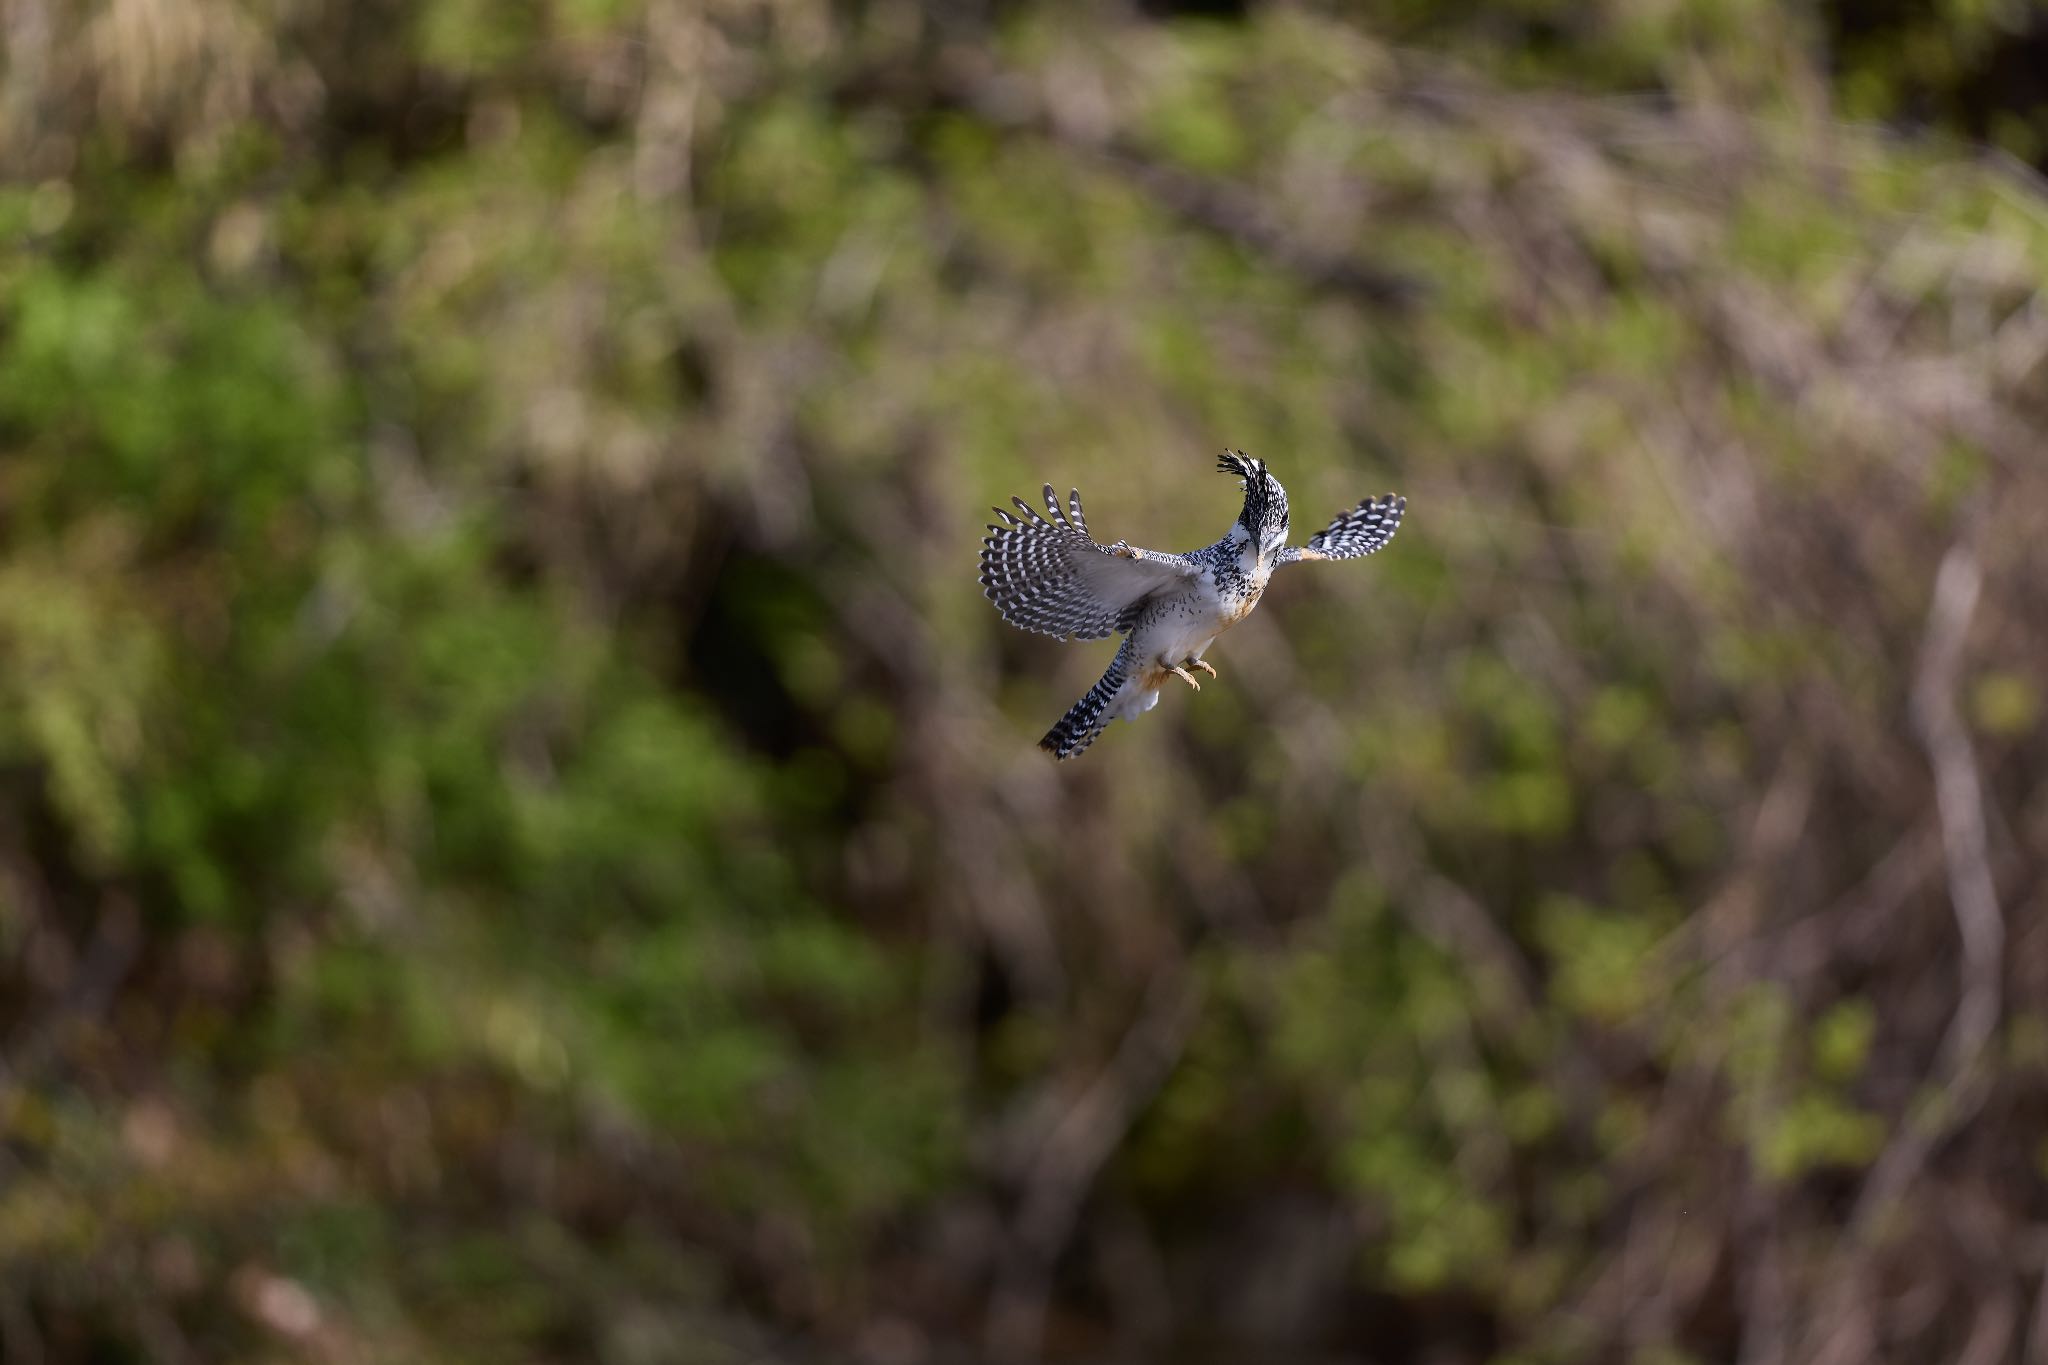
1108;544;1271;726
1113;600;1232;721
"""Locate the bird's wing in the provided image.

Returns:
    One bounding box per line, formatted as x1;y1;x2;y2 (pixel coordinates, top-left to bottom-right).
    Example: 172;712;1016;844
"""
1277;493;1406;565
980;485;1201;640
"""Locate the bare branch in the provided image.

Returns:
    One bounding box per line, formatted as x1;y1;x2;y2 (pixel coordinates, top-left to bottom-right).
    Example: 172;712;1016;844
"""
985;971;1201;1363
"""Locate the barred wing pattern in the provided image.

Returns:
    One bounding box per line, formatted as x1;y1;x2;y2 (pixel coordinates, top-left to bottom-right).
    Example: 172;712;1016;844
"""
980;485;1199;640
1280;493;1406;564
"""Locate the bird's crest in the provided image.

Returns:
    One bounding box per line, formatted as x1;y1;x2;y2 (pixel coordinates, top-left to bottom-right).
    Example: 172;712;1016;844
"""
1216;448;1261;482
1218;448;1288;543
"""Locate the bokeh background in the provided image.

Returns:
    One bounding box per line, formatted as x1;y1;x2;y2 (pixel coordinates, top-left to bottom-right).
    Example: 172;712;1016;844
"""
5;1;2048;1361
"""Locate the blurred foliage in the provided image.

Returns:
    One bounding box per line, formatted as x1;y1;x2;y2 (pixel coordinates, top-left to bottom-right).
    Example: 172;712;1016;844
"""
2;0;2047;1362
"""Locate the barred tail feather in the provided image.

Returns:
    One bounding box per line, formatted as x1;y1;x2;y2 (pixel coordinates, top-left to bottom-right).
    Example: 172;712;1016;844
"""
1039;640;1134;760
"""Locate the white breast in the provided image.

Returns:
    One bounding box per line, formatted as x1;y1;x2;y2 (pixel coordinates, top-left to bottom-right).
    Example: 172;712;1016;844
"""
1132;592;1229;670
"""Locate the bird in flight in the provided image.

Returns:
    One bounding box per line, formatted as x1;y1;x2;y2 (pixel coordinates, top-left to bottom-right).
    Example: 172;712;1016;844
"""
981;450;1405;759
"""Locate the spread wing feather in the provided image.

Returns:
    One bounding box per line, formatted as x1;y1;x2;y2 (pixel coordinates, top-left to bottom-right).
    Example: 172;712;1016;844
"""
1279;493;1405;565
980;485;1199;640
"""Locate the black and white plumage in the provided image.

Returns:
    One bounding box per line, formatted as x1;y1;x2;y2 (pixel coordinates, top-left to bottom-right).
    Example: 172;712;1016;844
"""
977;487;1200;641
1278;492;1405;563
980;450;1406;759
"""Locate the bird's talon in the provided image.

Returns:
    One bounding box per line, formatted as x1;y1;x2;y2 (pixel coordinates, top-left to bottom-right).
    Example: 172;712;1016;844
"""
1190;659;1218;679
1166;664;1202;692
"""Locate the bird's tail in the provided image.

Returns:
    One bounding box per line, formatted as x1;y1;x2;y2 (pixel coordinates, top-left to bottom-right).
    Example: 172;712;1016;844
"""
1039;639;1134;761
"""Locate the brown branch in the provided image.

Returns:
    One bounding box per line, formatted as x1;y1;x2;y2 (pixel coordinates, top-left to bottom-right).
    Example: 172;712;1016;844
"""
984;970;1201;1363
1091;140;1426;310
1852;520;2003;1225
1911;526;2005;1079
848;55;1428;312
1807;514;2006;1365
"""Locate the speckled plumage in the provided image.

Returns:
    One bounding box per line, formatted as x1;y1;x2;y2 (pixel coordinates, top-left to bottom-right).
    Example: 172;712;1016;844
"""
979;450;1405;759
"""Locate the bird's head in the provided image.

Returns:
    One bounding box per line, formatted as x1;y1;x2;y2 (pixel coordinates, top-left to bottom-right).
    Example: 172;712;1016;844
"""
1218;449;1289;558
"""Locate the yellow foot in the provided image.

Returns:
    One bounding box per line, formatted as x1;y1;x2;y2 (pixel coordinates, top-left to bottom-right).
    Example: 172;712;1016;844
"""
1189;659;1218;680
1166;664;1202;692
